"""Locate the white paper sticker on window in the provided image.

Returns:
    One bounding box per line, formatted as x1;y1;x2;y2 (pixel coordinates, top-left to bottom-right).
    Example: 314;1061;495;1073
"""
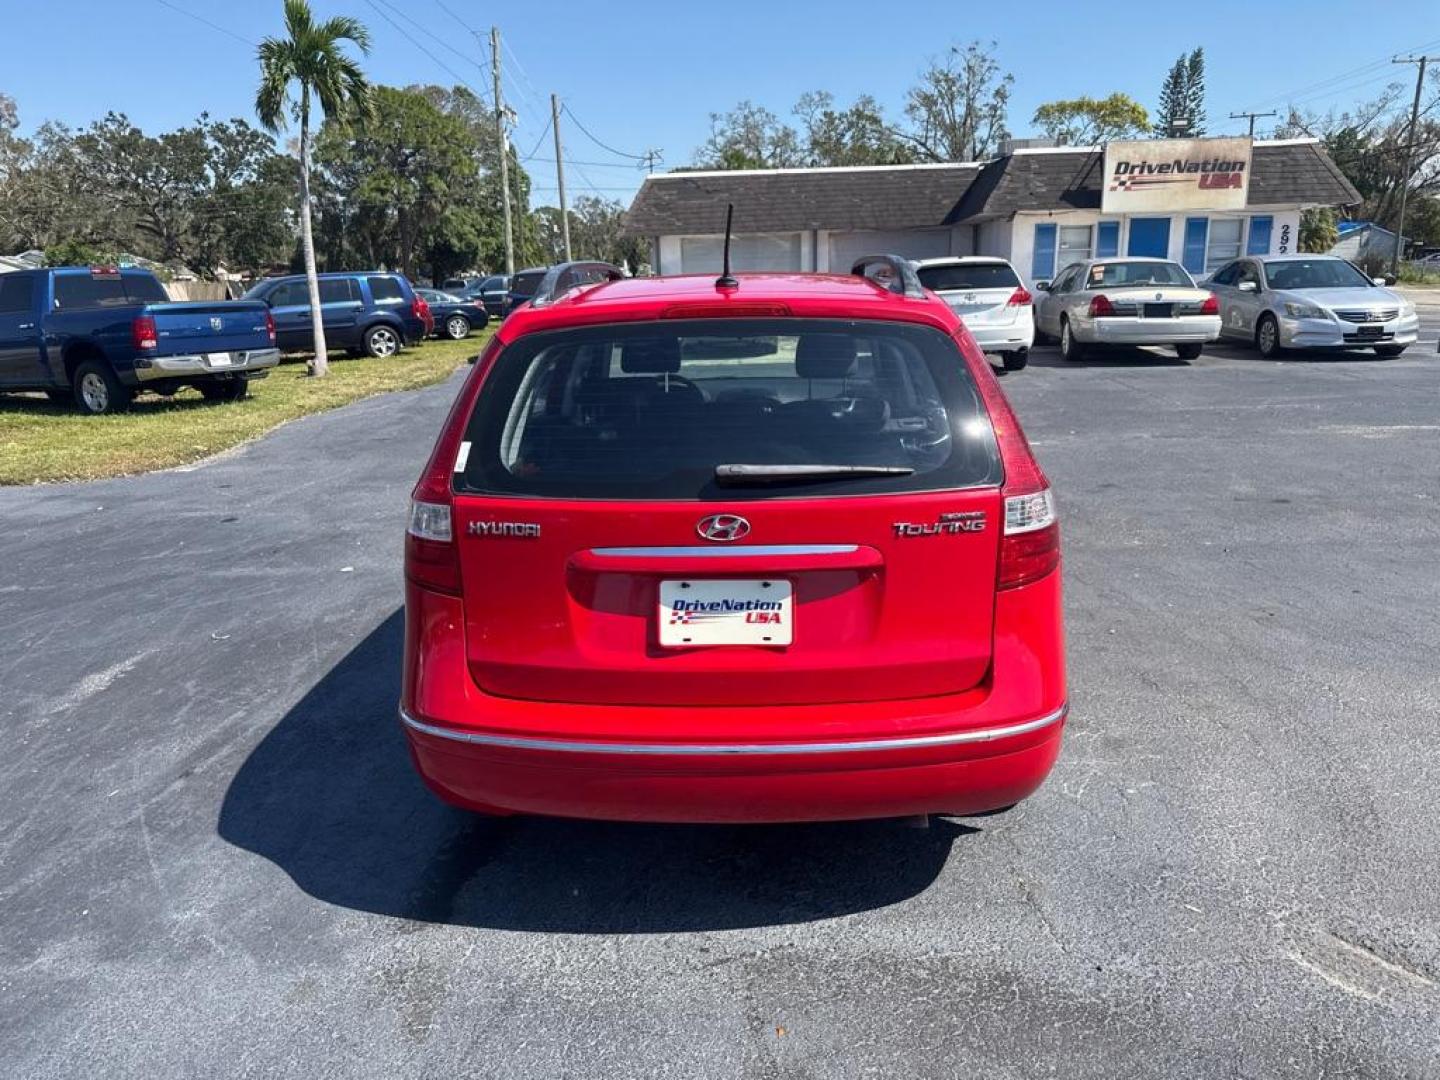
454;441;471;472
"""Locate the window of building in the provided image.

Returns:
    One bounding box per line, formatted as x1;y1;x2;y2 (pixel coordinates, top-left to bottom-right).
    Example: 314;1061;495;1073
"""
1096;221;1120;258
1206;219;1244;270
1056;225;1092;274
1247;216;1273;255
1031;223;1057;280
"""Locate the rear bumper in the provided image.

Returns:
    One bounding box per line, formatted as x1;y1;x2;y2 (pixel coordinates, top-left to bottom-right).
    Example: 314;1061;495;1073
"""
967;320;1036;352
399;572;1067;823
134;347;281;382
402;704;1064;822
1084;315;1221;344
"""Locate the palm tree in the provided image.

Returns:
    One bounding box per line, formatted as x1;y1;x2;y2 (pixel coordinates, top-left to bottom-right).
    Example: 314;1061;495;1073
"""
256;0;371;376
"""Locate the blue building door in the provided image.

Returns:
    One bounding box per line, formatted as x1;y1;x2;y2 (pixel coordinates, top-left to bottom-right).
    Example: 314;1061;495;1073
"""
1127;218;1171;258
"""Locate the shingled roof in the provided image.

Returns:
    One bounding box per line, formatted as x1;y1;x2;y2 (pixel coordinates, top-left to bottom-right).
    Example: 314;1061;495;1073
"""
949;140;1361;221
625;141;1359;236
623;164;979;235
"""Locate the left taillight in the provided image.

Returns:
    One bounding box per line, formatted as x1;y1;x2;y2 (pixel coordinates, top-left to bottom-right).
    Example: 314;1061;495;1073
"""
1007;286;1033;307
132;315;158;351
404;336;501;595
264;310;276;343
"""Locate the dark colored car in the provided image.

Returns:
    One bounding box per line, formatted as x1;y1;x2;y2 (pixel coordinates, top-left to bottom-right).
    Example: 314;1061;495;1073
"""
441;277;479;293
400;257;1066;824
243;272;431;358
504;267;548;317
467;274;510;319
415;288;490;340
0;266;277;414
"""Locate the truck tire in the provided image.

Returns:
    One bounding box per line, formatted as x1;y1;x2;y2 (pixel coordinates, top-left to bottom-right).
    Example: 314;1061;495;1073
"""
363;324;401;358
199;379;248;403
72;360;132;415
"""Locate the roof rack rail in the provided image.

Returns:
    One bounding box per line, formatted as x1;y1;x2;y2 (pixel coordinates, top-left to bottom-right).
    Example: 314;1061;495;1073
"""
850;254;925;299
530;261;626;307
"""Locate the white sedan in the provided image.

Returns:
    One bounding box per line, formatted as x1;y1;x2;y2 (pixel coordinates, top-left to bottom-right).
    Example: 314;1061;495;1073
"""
1207;254;1419;358
1034;258;1222;361
914;257;1035;370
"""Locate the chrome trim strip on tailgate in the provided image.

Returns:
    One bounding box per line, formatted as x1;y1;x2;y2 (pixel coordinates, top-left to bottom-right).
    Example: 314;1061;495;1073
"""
588;544;858;558
399;703;1067;756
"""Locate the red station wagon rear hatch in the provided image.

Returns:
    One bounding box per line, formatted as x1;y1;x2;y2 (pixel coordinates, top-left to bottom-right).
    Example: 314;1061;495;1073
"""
449;319;1005;707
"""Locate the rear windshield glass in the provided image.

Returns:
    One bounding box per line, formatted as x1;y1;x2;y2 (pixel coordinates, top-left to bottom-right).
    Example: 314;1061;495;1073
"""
123;275;169;303
1085;262;1193;288
53;274;129;310
917;263;1020;291
457;319;1001;500
1263;259;1371;290
510;271;545;296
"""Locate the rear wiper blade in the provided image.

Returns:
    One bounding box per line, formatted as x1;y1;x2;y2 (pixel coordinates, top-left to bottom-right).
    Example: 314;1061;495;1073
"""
715;463;915;484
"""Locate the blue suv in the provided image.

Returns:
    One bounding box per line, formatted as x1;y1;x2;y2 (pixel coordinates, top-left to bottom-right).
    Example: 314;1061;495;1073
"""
242;272;431;357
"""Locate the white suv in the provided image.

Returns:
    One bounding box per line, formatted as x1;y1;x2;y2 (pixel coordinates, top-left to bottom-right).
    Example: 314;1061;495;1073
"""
914;257;1035;370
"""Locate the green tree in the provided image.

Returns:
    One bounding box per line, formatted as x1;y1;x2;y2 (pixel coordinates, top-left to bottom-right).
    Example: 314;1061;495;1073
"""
41;239;120;267
902;41;1013;161
255;0;372;375
313;86;483;282
1155;48;1206;137
696;101;803;169
793;91;913;166
1032;93;1149;146
1299;207;1339;252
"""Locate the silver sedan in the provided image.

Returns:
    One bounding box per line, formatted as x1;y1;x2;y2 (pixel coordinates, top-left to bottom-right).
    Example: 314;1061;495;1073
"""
1207;254;1419;358
1034;258;1222;361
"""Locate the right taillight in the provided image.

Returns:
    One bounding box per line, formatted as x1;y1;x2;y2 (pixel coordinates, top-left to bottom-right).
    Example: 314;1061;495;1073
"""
959;331;1061;590
1000;489;1060;589
1007;286;1033;307
264;310;276;343
1200;293;1219;315
1088;294;1116;317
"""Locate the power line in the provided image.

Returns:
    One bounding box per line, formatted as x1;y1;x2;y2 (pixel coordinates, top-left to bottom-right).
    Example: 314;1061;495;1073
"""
152;0;256;47
362;0;491;108
561;104;648;161
1228;110;1277;138
519;115;553;162
1241;34;1440;112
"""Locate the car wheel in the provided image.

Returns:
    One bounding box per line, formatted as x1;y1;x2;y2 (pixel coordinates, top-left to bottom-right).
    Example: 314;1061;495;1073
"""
444;314;471;340
1059;318;1086;362
1256;314;1283;358
72;360;131;415
1374;344;1406;358
1001;349;1029;371
1176;343;1203;360
199;379;248;403
364;324;401;358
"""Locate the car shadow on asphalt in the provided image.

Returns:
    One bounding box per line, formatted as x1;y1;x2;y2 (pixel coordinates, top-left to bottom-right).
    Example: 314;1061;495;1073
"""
1025;346;1191;368
218;610;976;933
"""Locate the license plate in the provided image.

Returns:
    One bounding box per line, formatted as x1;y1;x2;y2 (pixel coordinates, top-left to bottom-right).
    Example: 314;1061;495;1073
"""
1356;325;1383;338
1143;303;1173;318
658;579;793;647
206;352;233;367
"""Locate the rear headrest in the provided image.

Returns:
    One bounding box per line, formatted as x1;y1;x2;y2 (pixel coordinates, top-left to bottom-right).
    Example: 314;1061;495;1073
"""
795;334;857;379
620;337;681;374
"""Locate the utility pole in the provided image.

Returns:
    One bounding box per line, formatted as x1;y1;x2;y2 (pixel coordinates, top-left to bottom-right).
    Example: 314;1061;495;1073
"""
639;149;663;175
1392;56;1436;279
551;93;571;262
1228;110;1277;139
491;26;514;275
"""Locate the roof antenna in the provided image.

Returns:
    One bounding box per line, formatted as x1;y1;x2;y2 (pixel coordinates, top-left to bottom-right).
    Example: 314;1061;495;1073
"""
715;203;738;289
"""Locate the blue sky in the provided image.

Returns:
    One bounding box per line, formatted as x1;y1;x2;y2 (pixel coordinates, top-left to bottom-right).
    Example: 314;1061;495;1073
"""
4;0;1439;207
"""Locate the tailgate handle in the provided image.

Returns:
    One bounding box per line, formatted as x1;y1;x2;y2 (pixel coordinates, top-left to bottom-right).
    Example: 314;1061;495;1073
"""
571;544;882;573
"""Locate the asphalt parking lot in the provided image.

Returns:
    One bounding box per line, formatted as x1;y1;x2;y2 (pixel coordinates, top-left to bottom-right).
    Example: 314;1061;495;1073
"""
3;308;1439;1078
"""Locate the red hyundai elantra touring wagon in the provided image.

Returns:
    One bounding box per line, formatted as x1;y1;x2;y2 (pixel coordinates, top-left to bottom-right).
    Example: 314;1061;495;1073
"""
400;257;1066;823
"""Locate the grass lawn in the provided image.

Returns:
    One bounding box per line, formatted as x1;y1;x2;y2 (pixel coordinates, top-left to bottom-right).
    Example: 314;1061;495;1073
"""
0;331;489;485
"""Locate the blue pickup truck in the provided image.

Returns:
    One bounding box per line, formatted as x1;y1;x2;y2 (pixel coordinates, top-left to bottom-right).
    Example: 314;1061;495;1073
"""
0;266;279;414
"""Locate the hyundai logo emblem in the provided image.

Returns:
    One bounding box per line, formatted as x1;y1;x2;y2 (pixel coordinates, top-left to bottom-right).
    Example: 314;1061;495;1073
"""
696;514;751;542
